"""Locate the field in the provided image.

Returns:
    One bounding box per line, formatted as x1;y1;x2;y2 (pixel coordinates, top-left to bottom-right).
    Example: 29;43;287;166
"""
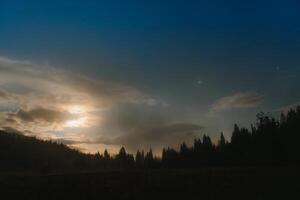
1;167;299;200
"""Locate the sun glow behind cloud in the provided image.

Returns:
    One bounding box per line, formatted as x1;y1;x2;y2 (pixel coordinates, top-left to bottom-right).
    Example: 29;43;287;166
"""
65;117;86;128
0;58;109;132
69;106;85;114
64;105;89;128
0;56;166;153
0;56;239;155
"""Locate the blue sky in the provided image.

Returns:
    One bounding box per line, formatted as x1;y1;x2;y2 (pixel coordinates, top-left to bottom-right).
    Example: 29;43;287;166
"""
0;0;299;153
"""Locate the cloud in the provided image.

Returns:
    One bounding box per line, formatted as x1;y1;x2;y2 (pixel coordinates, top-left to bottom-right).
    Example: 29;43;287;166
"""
211;92;263;113
89;103;203;153
10;108;75;123
115;123;202;144
0;56;202;154
96;123;202;153
0;57;145;108
0;90;9;100
1;108;77;134
277;102;300;114
0;57;152;136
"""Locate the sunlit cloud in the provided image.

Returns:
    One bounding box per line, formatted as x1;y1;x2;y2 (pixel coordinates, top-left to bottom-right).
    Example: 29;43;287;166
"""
0;57;150;140
277;101;300;114
210;92;264;114
0;56;204;154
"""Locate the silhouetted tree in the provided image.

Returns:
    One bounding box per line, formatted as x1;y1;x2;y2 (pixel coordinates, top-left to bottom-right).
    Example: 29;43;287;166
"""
115;147;134;168
144;149;154;167
135;150;145;168
218;132;226;148
1;106;300;171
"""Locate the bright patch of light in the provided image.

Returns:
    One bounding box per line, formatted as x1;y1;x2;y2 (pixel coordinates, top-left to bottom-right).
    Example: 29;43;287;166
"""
64;105;97;128
65;117;86;128
68;105;86;114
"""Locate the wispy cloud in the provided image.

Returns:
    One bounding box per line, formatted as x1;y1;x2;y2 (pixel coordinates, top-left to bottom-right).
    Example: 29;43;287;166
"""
277;101;300;114
211;92;264;113
89;103;203;153
0;57;153;137
96;123;203;154
1;56;197;153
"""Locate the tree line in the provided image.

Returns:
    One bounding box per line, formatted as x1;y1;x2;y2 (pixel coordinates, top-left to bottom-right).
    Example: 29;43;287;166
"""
1;107;300;172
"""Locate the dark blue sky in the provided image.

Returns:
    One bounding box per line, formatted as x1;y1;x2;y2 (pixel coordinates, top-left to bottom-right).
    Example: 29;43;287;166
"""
0;0;300;152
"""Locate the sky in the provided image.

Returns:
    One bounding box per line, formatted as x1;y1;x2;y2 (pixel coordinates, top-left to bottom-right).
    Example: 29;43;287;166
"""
0;0;300;154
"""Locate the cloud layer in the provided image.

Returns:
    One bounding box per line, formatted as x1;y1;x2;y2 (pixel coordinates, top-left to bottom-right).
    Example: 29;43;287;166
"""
277;102;300;114
211;92;264;113
0;57;203;154
91;103;203;153
0;57;149;138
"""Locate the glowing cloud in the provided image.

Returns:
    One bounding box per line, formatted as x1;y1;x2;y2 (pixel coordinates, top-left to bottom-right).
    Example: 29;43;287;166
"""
211;92;264;113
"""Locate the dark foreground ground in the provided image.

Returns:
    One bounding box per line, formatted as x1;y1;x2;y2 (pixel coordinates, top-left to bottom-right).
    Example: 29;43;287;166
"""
0;167;299;200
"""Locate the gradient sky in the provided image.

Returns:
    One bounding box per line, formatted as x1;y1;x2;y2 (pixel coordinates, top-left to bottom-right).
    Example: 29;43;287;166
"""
0;0;300;154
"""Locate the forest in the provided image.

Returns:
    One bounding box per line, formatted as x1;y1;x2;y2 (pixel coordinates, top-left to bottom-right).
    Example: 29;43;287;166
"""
1;107;300;173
